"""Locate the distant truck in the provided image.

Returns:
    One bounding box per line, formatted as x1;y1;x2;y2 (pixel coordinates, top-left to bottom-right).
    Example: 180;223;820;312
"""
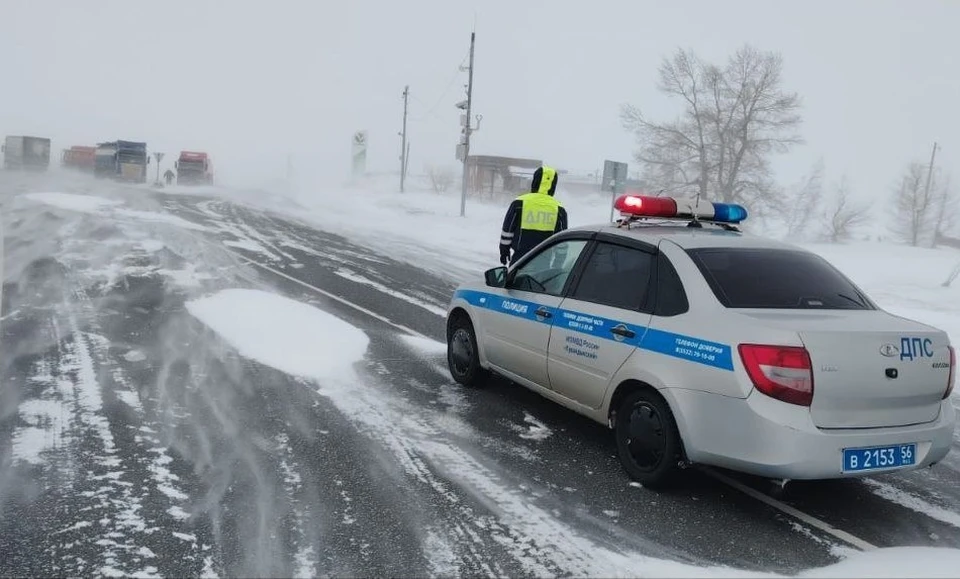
175;151;214;185
2;135;52;171
94;140;149;183
61;145;97;173
94;142;118;179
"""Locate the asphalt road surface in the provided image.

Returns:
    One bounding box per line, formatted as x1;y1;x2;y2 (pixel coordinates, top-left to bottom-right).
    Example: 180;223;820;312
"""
1;176;958;577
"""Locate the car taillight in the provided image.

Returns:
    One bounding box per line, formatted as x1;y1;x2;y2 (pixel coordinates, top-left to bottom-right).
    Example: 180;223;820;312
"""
945;346;955;400
738;344;814;406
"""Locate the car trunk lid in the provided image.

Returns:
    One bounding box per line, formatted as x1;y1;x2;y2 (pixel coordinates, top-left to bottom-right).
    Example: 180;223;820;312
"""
738;310;950;429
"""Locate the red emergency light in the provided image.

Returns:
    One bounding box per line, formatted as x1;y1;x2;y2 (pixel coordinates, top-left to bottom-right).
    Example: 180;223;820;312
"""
615;195;677;218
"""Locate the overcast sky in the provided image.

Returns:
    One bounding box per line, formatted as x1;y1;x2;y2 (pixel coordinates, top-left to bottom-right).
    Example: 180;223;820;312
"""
2;0;957;200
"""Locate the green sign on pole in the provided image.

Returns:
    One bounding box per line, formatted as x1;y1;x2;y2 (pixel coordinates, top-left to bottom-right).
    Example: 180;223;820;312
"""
352;131;367;179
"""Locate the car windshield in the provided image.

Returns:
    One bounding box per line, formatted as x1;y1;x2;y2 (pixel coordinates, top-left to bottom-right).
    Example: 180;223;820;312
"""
686;247;874;309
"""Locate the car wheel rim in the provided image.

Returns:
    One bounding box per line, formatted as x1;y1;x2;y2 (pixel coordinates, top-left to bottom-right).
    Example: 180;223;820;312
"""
449;329;473;376
626;402;665;471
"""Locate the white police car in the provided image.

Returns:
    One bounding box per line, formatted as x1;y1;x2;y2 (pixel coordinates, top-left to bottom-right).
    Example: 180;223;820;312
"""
445;194;957;488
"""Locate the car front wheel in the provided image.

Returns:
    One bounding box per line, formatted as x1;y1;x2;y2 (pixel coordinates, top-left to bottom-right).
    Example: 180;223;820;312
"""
615;389;683;489
447;315;487;387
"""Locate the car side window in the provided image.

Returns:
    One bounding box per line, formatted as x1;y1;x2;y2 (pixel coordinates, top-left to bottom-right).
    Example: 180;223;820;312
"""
654;252;689;316
570;242;654;311
510;240;588;296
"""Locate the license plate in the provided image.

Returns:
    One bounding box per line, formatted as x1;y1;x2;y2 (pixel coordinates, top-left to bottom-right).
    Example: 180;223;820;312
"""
842;444;916;472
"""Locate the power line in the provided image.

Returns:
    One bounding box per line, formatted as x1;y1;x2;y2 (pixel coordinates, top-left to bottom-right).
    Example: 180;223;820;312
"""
407;51;470;122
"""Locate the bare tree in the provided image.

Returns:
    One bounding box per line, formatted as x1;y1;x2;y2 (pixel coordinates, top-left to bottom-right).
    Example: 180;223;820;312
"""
425;165;455;195
891;162;935;246
621;45;802;209
621;49;710;200
931;175;957;247
781;159;824;239
822;176;870;243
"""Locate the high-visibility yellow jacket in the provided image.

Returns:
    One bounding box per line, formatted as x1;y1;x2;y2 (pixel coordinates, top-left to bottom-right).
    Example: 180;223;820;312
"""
499;165;569;261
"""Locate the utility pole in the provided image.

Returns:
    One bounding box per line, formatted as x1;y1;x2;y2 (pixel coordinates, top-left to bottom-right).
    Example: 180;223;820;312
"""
459;32;476;217
400;85;409;193
924;141;945;249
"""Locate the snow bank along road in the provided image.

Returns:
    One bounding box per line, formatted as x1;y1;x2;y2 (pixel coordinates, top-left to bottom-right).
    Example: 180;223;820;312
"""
1;180;959;578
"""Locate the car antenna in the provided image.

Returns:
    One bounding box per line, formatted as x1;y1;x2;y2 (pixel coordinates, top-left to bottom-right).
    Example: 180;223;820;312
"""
687;190;704;228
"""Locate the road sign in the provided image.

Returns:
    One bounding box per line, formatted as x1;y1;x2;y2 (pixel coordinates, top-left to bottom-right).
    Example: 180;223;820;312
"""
602;160;627;193
152;152;165;186
602;160;628;221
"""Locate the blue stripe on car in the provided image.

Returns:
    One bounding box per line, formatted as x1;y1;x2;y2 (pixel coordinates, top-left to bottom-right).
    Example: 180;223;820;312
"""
454;289;734;371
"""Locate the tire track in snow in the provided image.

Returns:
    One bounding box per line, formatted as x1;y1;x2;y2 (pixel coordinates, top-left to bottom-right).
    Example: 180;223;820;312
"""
217;204;299;263
4;242;209;575
11;356;75;468
315;363;705;578
334;267;447;316
60;307;159;578
64;230;213;575
274;431;317;578
863;479;960;530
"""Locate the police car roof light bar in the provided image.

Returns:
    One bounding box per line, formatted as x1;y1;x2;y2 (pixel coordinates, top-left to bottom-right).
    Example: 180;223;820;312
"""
614;194;748;225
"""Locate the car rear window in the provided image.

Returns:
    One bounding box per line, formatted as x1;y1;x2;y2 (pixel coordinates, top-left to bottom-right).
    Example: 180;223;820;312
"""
686;247;874;310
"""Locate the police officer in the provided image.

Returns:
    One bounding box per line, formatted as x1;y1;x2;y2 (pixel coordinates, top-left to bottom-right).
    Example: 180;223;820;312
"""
499;165;568;265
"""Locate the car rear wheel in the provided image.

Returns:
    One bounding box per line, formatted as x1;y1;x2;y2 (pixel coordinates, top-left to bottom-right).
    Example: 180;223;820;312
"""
615;389;682;489
447;315;487;387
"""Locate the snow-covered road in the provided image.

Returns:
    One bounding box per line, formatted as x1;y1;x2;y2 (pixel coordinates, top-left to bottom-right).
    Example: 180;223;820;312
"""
2;174;959;577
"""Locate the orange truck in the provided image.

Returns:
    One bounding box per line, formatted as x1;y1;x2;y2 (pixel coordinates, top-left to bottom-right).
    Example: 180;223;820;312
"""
175;151;213;185
61;146;97;173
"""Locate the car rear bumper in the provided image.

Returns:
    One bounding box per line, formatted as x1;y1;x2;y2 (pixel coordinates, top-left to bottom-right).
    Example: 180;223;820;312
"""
664;388;957;480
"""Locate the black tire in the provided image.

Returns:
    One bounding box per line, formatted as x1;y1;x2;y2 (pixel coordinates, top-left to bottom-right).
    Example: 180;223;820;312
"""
447;315;487;387
615;389;683;489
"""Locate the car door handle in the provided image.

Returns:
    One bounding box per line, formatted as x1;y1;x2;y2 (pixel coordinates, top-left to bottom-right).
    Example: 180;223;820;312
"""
535;307;553;319
610;326;635;339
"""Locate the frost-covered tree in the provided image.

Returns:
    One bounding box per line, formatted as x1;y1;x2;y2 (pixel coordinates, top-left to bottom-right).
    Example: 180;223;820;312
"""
931;175;957;247
893;163;936;246
891;162;935;247
425;165;455;194
781;160;824;239
822;176;870;243
621;45;802;213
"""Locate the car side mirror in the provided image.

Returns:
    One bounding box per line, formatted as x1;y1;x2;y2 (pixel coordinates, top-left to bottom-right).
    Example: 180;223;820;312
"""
484;266;507;288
